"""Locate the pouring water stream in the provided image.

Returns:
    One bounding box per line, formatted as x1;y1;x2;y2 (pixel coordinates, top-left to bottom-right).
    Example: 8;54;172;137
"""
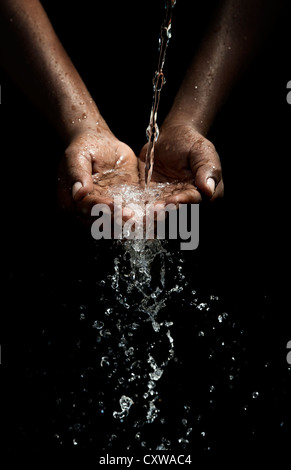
105;0;179;432
144;0;176;186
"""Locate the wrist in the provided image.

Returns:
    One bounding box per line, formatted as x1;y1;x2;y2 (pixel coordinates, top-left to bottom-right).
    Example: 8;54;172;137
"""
161;109;210;136
61;105;111;145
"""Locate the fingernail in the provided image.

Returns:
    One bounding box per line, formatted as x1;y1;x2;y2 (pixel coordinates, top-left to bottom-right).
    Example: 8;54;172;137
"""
72;181;83;199
207;177;216;194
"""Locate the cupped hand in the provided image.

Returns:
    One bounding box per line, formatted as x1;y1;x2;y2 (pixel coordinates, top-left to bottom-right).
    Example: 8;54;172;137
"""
57;128;139;222
139;123;224;205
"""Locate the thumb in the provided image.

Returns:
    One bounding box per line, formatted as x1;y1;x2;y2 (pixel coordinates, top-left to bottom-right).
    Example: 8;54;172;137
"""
66;151;94;201
194;163;222;199
189;142;222;199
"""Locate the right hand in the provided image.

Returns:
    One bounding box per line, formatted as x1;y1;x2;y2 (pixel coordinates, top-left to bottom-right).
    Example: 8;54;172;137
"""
57;128;139;222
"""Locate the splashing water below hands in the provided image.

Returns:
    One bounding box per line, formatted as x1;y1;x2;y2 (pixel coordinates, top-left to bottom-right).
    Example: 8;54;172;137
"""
109;190;175;424
88;224;246;452
106;236;183;427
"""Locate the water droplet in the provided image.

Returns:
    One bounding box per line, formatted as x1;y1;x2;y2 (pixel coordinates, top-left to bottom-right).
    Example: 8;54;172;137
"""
178;437;189;445
146;400;160;423
197;302;209;311
105;307;113;316
186;427;193;436
92;320;104;330
210;294;219;301
125;347;134;357
148;380;156;390
152;321;161;332
100;329;111;338
149;368;163;381
113;395;134;420
100;356;110;368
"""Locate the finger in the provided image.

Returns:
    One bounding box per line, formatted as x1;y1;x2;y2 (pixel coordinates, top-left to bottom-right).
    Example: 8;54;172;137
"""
65;150;94;201
188;138;222;199
163;187;202;205
76;193;115;220
193;161;222;199
210;179;224;201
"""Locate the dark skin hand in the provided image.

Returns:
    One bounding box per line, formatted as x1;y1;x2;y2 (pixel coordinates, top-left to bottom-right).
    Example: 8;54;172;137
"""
0;0;138;223
139;0;286;206
57;128;139;223
0;0;287;220
139;123;223;205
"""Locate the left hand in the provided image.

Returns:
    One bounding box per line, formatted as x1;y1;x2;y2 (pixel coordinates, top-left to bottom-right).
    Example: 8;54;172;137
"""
139;123;224;205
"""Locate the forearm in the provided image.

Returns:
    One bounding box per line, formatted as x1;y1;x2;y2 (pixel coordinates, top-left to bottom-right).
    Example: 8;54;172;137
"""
0;0;108;144
164;0;286;135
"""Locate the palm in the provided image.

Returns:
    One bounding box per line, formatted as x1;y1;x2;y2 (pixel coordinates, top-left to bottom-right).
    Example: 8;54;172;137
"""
77;138;139;218
58;131;139;221
139;124;223;204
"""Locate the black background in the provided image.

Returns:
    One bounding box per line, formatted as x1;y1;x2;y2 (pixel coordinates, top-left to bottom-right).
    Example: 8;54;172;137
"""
1;0;291;465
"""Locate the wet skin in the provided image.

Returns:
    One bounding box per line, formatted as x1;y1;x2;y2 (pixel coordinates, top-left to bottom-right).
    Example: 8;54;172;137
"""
57;121;224;224
0;0;285;223
58;123;223;224
139;123;224;206
57;128;139;224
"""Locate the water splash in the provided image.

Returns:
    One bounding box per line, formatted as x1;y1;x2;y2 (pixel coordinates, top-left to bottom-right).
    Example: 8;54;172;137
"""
108;182;173;240
47;228;257;454
113;395;134;420
97;184;184;429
